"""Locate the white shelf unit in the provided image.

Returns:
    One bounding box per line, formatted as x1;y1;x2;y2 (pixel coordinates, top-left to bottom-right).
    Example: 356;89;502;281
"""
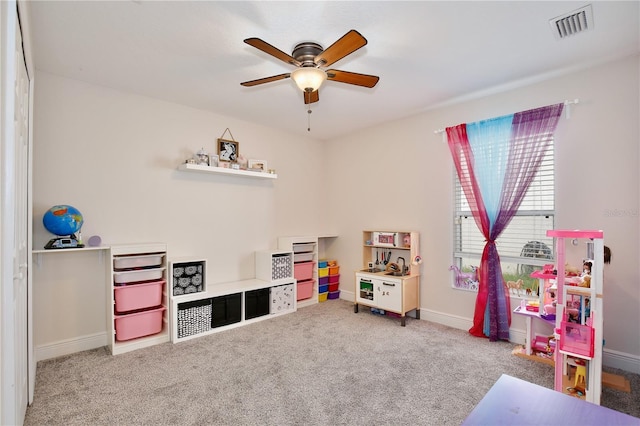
170;278;296;343
108;243;170;355
278;236;319;308
177;163;277;179
549;230;604;405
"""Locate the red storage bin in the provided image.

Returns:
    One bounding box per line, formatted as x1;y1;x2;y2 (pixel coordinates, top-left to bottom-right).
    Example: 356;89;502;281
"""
114;280;164;313
328;274;340;284
328;282;339;292
294;261;315;281
297;279;314;301
114;306;165;341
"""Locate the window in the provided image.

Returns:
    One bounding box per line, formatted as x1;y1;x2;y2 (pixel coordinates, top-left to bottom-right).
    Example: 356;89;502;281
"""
452;136;555;296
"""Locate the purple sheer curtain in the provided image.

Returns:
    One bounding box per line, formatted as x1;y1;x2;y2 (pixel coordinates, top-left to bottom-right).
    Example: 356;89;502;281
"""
448;103;564;341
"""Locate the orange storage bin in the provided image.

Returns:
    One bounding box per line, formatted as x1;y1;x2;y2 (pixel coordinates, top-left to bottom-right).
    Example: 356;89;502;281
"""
329;265;340;275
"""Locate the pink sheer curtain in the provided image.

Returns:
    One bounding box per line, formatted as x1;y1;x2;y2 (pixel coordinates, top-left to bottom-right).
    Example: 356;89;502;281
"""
447;104;564;341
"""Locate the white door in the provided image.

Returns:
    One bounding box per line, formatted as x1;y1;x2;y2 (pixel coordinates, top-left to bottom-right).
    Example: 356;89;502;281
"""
13;14;30;424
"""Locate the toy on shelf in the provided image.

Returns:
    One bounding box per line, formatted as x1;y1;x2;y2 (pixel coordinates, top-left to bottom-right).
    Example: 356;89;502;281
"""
507;279;524;297
547;229;603;405
449;264;479;290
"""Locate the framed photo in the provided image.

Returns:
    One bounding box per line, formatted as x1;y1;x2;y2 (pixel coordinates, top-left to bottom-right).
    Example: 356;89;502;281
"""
248;159;267;172
208;154;219;167
217;138;239;162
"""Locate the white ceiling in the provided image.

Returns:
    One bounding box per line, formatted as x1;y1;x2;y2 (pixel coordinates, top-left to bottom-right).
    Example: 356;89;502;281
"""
27;1;639;141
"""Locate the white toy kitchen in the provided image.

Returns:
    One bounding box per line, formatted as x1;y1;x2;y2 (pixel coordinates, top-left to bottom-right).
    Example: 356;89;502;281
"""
354;230;421;326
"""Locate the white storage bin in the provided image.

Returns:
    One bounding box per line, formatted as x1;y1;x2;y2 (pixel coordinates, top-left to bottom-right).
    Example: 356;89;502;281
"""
270;283;295;314
256;250;293;282
293;243;315;253
294;252;314;263
114;267;164;284
114;253;164;270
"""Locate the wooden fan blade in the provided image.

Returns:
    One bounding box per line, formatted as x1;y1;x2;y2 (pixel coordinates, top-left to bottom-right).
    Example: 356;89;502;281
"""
241;73;290;87
244;38;301;67
314;30;367;67
326;69;379;88
303;90;319;104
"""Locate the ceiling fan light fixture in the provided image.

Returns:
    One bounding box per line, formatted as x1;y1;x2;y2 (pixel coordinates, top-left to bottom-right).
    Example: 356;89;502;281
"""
291;67;327;92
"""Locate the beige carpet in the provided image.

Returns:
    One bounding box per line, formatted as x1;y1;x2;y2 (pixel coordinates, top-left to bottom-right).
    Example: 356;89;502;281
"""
25;299;640;425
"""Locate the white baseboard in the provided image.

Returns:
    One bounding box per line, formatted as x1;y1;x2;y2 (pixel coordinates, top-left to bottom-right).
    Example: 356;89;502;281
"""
35;332;108;362
603;348;640;374
343;290;640;374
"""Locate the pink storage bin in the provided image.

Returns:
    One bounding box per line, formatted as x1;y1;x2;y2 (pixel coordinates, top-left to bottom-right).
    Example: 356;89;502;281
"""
297;279;314;301
328;274;340;284
114;280;164;313
114;306;165;341
294;261;315;281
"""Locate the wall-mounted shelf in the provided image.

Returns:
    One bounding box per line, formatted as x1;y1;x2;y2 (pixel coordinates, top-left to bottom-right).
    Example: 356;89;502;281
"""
32;246;110;266
177;163;277;179
32;246;109;254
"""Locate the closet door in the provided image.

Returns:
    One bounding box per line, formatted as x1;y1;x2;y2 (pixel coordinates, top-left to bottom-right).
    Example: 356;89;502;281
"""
13;13;31;424
1;3;31;423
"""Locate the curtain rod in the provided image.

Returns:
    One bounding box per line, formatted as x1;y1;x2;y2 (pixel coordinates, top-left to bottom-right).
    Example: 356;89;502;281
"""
433;99;580;137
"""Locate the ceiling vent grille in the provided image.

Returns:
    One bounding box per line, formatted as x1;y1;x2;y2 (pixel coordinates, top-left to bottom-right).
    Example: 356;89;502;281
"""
550;4;594;39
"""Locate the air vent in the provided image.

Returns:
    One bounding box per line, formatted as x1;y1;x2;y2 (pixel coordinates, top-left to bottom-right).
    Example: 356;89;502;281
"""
550;4;594;39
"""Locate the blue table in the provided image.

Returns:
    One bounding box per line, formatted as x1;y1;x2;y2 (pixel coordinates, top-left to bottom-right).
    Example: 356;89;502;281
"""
462;374;640;425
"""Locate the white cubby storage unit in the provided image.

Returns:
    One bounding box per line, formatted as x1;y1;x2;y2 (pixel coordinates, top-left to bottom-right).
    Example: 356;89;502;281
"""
170;250;296;343
278;237;319;308
108;243;170;355
549;230;604;405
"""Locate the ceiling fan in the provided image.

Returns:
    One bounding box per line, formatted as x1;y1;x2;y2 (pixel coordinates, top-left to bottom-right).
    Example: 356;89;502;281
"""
240;29;380;105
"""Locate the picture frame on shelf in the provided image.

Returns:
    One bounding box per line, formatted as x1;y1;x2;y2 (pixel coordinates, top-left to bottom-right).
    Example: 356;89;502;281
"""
248;159;267;172
208;154;219;167
217;138;239;162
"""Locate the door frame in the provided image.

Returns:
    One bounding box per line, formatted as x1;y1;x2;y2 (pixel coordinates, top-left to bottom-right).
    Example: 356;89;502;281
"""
1;0;35;423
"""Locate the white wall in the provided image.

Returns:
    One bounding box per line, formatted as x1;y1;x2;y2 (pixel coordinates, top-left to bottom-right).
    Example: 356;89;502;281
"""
32;71;329;354
33;56;640;372
326;55;640;369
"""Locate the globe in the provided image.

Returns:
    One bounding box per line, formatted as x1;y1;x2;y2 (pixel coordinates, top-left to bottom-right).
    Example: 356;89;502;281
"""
43;205;84;236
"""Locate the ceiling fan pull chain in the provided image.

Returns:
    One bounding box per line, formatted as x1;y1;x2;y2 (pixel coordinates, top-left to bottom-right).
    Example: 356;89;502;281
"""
305;90;312;132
